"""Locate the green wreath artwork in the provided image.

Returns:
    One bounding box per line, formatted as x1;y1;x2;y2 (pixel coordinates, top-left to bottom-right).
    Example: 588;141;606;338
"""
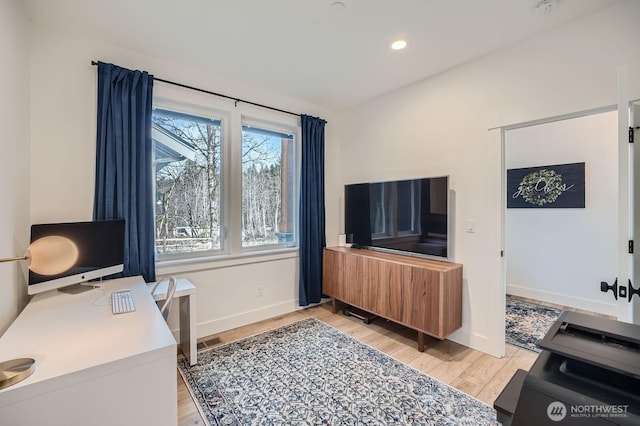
517;169;564;206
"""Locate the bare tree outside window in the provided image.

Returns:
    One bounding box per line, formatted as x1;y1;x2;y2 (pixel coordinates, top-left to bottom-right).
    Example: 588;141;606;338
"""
242;126;296;248
153;109;222;255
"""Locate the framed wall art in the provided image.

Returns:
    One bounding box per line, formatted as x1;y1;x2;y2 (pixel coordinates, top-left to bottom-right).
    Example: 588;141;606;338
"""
507;162;585;208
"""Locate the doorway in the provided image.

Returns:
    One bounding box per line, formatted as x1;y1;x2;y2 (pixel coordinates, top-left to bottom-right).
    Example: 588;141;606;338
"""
504;109;619;318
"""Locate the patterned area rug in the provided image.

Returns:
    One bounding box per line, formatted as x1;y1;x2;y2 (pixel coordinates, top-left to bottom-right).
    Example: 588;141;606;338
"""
178;318;499;425
505;295;562;353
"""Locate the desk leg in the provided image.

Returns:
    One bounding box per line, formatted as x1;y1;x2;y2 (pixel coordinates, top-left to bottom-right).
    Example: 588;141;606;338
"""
179;294;197;365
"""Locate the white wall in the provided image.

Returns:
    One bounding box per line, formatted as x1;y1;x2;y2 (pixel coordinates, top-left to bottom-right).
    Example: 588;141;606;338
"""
339;1;640;356
29;25;340;339
0;0;31;334
505;111;618;316
20;1;640;356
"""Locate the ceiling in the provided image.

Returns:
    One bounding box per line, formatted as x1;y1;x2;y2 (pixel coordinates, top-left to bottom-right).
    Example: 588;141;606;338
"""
23;0;622;110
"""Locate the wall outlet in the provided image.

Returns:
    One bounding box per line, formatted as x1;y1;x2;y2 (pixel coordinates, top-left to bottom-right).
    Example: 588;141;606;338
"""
257;286;263;297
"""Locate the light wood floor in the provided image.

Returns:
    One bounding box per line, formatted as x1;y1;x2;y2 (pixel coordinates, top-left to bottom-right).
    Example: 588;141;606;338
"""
176;302;540;425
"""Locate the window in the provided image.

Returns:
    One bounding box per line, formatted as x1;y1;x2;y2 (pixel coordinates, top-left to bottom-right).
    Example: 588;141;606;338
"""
152;104;298;259
242;124;296;249
152;108;223;256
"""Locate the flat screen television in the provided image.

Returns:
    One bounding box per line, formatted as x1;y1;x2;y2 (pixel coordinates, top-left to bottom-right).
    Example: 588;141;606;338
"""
28;220;125;295
344;176;450;259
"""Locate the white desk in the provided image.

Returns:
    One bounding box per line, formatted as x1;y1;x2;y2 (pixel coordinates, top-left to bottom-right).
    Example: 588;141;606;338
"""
0;276;177;426
148;278;197;365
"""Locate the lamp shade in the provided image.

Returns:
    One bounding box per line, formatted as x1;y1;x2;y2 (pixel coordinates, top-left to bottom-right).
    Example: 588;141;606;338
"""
26;236;79;276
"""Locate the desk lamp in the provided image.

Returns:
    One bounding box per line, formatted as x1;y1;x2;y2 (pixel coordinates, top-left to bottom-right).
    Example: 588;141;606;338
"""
0;235;79;390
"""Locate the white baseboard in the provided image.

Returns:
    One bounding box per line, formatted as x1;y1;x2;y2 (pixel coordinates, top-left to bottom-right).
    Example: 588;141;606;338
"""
506;284;617;317
194;299;316;339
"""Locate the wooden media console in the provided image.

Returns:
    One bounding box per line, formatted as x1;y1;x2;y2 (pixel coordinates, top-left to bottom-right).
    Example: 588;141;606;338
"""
322;246;463;351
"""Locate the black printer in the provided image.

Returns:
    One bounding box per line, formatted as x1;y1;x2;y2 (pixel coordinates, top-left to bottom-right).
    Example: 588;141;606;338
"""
496;311;640;425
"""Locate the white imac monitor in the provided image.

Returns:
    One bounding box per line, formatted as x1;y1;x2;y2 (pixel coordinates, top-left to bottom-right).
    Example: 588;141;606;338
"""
27;220;125;295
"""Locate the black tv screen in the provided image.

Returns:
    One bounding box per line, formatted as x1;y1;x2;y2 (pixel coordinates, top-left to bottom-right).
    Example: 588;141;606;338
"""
345;176;449;259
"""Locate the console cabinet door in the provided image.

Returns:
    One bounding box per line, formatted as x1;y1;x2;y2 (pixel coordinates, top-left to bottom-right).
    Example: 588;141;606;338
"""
369;261;407;322
402;267;442;337
343;253;369;308
322;249;344;299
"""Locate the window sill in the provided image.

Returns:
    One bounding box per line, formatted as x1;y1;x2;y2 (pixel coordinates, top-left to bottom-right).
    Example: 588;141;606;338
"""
155;247;299;276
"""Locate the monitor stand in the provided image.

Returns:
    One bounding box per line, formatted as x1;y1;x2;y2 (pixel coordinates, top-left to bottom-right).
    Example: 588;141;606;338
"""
57;282;102;295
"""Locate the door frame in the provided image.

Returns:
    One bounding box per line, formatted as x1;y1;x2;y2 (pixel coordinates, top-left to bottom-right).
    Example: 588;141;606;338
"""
617;65;636;323
632;100;640;325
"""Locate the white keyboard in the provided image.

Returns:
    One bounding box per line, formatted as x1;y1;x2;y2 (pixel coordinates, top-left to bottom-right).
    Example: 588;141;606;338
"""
111;289;136;314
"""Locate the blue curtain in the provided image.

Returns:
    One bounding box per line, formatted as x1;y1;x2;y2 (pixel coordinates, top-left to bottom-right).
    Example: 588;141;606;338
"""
93;62;156;282
299;115;327;306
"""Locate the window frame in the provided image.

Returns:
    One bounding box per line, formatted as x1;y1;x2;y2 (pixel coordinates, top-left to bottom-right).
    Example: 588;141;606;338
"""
152;96;300;264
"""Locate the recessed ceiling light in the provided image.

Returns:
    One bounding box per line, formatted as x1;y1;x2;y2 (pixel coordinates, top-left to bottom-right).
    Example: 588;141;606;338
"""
331;1;345;10
390;39;407;50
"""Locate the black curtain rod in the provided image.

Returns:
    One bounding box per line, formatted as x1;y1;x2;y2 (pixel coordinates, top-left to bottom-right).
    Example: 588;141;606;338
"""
91;61;306;119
